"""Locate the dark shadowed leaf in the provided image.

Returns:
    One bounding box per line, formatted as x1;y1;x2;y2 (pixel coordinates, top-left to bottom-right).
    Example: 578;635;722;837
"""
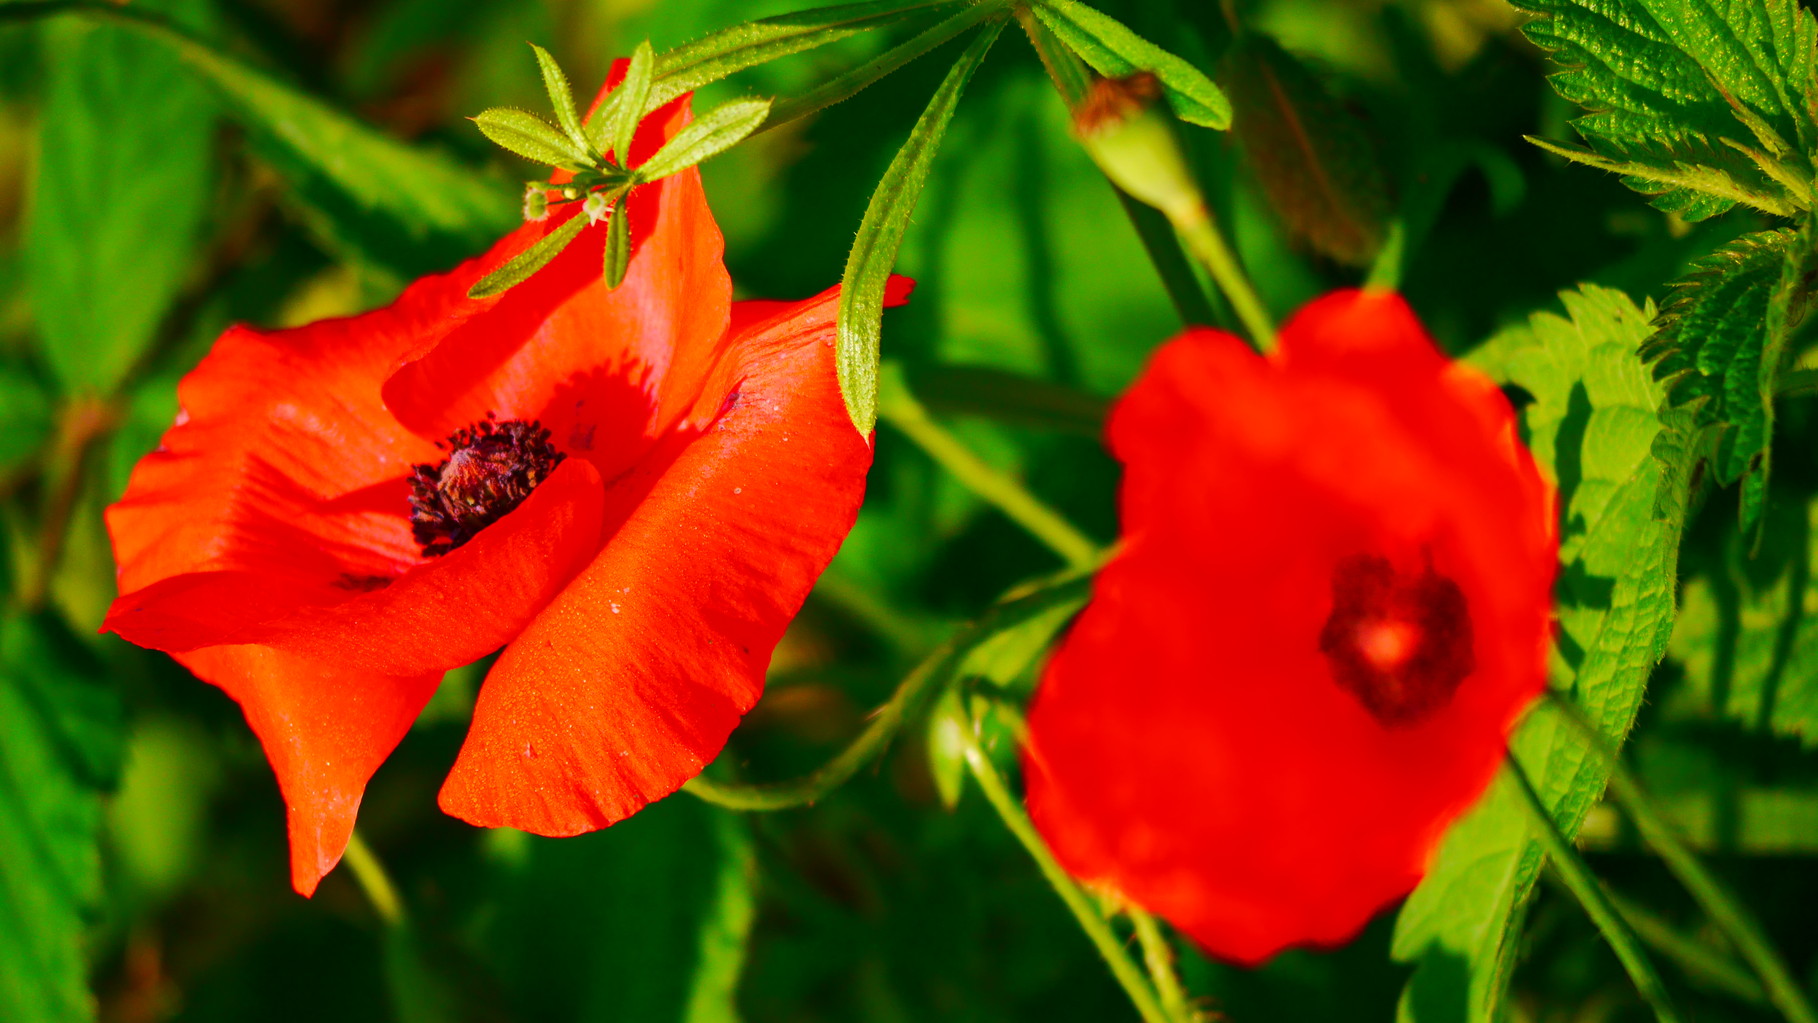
1221;32;1390;267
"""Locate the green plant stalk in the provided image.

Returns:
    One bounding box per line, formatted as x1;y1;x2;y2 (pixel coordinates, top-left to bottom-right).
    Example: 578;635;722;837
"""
1601;885;1768;1006
876;366;1100;568
342;830;405;929
1506;756;1684;1023
1130;907;1195;1022
1546;695;1818;1023
1173;208;1276;352
1012;6;1219;329
686;571;1094;811
959;726;1173;1023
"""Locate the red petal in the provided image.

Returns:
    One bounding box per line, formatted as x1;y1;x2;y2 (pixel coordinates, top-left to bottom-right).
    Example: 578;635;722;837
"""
1024;290;1555;964
436;278;911;833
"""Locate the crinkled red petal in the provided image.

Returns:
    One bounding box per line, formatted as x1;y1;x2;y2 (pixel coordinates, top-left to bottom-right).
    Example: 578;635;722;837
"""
436;276;913;834
1024;290;1556;965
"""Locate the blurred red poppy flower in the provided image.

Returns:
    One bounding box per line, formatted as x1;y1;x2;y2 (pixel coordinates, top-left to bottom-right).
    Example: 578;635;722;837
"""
1022;290;1555;965
103;71;910;895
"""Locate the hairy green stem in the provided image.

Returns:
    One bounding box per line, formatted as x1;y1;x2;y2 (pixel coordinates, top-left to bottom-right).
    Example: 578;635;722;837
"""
342;830;405;928
876;365;1100;568
1173;208;1276;353
1130;908;1196;1022
959;722;1172;1023
1546;693;1818;1023
1506;756;1684;1023
686;571;1094;811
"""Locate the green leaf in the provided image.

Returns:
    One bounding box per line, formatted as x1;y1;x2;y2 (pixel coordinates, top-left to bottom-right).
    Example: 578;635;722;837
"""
467;213;589;299
635;97;773;182
24;7;216;395
838;19;1005;434
1221;32;1391;267
595;41;655;163
1029;0;1232;129
1668;495;1818;748
0;612;125;1023
530;43;588;151
1638;228;1807;533
28;3;515;279
479;796;755;1023
764;3;998;129
1514;0;1818;218
1393;286;1693;1022
926;688;970;810
474;106;594;169
603;194;631;289
0;367;52;478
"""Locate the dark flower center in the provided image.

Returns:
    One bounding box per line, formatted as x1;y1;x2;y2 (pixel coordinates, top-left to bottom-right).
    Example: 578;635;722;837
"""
409;416;564;557
1318;554;1474;727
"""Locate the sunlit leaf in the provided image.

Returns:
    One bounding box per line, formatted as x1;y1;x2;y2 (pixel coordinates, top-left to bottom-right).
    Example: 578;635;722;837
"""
467;213;589;299
635;98;772;182
1393;285;1693;1021
531;42;588;151
603;195;631;289
474;106;594;169
594;41;655;163
839;19;1005;434
1029;0;1232;129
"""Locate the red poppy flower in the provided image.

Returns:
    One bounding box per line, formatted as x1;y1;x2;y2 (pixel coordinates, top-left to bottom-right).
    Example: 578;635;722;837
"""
1022;290;1555;965
102;70;911;895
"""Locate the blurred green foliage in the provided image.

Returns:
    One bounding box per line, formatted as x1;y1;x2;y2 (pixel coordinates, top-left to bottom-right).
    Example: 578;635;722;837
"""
0;0;1815;1021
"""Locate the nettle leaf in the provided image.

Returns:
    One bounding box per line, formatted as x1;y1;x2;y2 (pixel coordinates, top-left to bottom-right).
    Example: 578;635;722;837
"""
839;20;1005;434
1393;286;1693;1022
26;4;217;395
0;613;126;1023
1220;32;1391;267
474;107;595;169
1029;0;1232;129
1639;228;1810;532
1515;0;1818;218
1669;495;1818;747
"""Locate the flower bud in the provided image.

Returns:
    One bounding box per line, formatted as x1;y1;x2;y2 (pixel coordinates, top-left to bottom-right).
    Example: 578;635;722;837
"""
522;184;550;223
1073;72;1204;223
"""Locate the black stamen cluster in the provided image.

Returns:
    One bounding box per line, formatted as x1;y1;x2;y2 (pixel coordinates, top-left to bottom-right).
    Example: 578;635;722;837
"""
409;415;564;557
1318;554;1475;727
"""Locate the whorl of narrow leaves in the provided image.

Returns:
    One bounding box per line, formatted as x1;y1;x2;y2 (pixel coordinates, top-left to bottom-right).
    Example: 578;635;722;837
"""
1515;0;1818;219
1640;228;1809;531
1221;32;1390;267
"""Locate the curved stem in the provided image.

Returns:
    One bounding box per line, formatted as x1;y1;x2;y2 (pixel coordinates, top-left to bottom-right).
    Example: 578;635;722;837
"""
342;830;405;928
1130;908;1195;1022
1506;756;1684;1023
1547;693;1818;1023
959;724;1171;1023
876;364;1100;568
686;570;1095;811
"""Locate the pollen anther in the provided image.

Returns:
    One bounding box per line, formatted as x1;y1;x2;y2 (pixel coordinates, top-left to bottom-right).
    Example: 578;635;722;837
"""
408;415;564;557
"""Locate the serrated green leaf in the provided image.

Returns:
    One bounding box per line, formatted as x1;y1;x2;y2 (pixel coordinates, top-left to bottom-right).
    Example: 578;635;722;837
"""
25;6;216;395
1524;135;1797;218
595;41;655;163
1515;0;1818;218
635;98;772;182
467;213;589;299
474;106;594;169
1394;285;1692;1022
1029;0;1232;129
603;195;631;289
1668;495;1818;748
479;796;754;1023
530;43;588;151
1221;32;1391;266
0;612;125;1023
1639;228;1806;532
839;21;1004;434
765;4;998;129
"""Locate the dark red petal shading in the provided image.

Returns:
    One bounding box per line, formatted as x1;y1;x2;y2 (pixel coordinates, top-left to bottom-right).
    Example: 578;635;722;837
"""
436;277;914;834
1023;290;1555;965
